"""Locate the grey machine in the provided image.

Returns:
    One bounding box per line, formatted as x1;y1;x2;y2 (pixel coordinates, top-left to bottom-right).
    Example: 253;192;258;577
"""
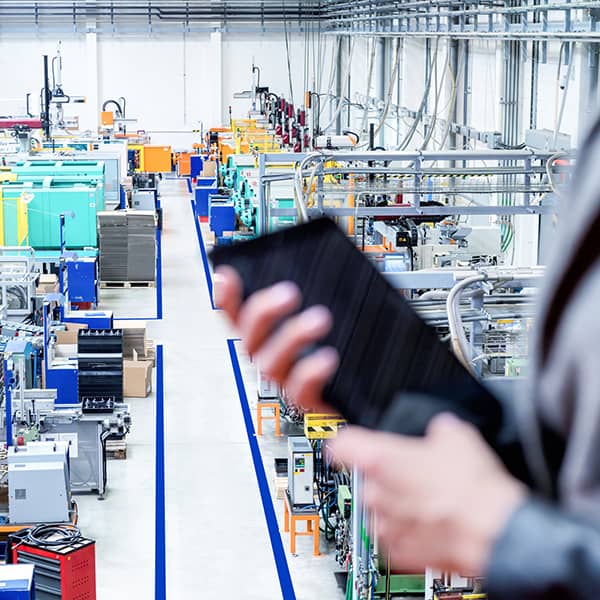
12;389;131;498
8;441;71;524
287;436;314;506
39;405;131;498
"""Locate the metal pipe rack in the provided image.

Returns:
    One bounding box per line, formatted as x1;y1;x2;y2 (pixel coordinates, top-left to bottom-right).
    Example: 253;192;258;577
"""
323;0;600;40
258;150;566;233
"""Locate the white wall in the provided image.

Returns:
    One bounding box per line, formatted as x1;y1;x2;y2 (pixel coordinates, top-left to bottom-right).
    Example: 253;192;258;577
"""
0;29;336;148
2;31;594;148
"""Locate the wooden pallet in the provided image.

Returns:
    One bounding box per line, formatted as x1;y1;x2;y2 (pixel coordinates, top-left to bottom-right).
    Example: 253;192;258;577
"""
100;281;156;289
106;439;127;460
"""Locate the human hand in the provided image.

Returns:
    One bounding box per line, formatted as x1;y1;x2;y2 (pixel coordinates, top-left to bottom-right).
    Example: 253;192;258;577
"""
214;266;339;412
330;414;528;575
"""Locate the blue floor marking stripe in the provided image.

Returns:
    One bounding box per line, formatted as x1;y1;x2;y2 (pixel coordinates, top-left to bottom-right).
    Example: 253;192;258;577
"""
192;200;295;597
227;339;297;600
155;344;166;600
191;199;216;309
156;227;164;319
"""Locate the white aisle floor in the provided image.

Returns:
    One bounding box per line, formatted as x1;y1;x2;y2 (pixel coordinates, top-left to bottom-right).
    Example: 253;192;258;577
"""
79;179;345;599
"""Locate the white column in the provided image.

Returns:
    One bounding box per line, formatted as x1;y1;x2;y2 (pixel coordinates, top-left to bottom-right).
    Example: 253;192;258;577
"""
210;31;224;125
81;25;99;133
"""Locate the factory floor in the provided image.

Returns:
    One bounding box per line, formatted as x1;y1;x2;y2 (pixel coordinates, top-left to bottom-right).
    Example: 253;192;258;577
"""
77;179;344;599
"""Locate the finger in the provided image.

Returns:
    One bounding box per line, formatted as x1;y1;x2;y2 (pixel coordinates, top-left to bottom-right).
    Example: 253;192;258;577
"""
386;538;435;573
426;412;470;438
362;479;399;520
256;306;332;382
238;282;301;354
373;512;417;548
426;413;500;463
285;347;339;412
213;266;243;321
330;427;423;479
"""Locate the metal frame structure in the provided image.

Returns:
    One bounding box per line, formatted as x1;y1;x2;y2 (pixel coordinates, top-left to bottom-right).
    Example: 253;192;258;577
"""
323;1;600;40
1;0;596;38
0;247;38;318
257;150;562;235
0;0;322;33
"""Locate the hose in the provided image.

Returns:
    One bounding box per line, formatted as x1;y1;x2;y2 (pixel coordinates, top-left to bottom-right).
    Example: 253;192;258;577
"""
13;524;82;549
553;43;575;150
102;99;123;117
446;274;486;369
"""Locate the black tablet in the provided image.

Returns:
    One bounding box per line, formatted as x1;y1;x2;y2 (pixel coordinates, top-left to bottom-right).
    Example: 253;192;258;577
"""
210;218;509;439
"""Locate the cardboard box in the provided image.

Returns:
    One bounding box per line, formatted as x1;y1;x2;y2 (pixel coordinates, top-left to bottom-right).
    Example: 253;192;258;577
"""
114;320;147;359
123;350;153;398
37;273;59;294
201;161;217;177
54;323;88;345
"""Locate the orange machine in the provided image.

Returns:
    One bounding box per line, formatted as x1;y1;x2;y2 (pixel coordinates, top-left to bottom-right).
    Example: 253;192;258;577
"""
100;111;115;127
129;144;173;173
176;152;192;177
143;145;172;172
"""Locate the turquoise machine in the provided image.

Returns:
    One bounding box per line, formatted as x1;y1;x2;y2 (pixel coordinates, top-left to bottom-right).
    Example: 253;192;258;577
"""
1;160;104;249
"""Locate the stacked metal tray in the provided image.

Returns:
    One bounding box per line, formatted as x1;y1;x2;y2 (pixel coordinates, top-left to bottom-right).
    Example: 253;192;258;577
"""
78;329;123;403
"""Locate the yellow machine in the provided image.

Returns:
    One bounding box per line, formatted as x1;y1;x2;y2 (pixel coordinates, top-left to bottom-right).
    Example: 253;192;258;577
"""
304;414;346;440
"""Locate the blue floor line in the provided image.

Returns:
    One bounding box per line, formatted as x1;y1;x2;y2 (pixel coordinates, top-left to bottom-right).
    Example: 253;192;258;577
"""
155;344;166;600
156;227;164;319
191;199;216;310
227;339;297;600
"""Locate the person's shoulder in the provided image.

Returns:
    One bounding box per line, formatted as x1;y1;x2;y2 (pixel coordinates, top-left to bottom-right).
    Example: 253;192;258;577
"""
555;257;600;349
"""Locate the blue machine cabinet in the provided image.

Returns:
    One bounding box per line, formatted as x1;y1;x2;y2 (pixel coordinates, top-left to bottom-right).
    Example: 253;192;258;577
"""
46;365;78;405
190;155;204;180
63;311;113;329
66;258;98;305
194;177;218;219
0;564;35;599
209;200;236;240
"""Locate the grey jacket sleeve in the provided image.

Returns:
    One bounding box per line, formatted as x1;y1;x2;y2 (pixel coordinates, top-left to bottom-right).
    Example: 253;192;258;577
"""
487;499;600;599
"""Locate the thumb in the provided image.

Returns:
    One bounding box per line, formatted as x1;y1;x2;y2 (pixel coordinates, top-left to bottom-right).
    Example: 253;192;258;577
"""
426;412;469;438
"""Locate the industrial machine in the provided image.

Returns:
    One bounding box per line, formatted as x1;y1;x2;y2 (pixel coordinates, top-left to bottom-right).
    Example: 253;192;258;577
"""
0;170;104;250
45;42;86;134
8;441;71;524
65;257;98;308
7;387;131;498
0;248;38;318
287;436;314;506
39;404;130;497
0;300;132;498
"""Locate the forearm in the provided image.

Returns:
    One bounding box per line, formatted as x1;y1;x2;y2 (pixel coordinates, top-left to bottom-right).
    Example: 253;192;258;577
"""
487;499;600;599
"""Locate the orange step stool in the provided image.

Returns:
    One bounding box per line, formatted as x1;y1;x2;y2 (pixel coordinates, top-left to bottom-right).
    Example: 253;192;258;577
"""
283;491;320;556
256;401;281;436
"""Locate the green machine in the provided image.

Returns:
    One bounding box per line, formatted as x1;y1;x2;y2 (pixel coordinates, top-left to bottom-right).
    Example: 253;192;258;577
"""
11;160;105;179
0;177;103;249
220;155;297;236
13;174;104;210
